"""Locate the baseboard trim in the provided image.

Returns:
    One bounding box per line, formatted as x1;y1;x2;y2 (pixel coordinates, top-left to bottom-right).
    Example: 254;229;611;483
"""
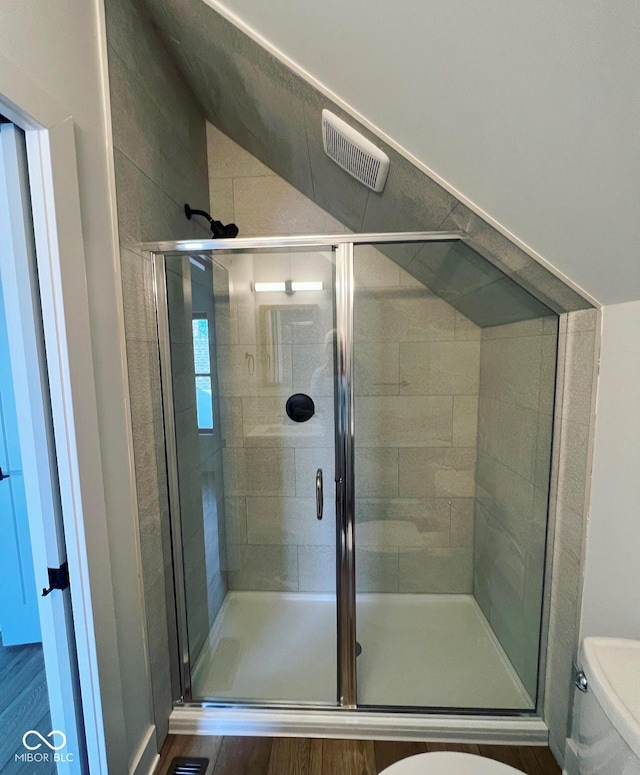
130;725;159;775
169;706;548;745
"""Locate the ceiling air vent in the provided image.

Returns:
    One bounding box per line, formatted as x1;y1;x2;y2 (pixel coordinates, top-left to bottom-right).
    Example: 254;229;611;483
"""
322;109;390;192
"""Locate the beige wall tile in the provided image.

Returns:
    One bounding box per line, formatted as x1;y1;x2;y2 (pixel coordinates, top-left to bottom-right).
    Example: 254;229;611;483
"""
566;308;597;333
209;176;234;225
227;545;298;591
398;264;425;287
480;335;542;410
223;497;247;546
357;396;454;447
399;547;473;593
538;335;559;415
207;122;274;178
400;341;480;395
355;342;400;396
222;447;295;496
354;289;456;343
246;497;336;546
561;330;597;426
292;344;335;397
452;395;479;447
454;310;481;341
476;453;535;547
356;547;399;592
450;498;475;547
355;447;399;498
482;318;544;339
298;546;335;592
477;396;538;482
555;418;591;515
219;397;244;447
241;395;332;448
355;498;451;548
354;245;401;287
234;176;346;236
399;448;476;498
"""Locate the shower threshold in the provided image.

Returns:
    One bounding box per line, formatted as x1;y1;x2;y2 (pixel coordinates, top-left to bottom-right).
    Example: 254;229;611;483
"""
180;592;545;744
169;704;548;745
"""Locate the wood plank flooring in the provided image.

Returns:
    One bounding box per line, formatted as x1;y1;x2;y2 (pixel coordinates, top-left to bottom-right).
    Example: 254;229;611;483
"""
156;736;561;775
0;634;55;775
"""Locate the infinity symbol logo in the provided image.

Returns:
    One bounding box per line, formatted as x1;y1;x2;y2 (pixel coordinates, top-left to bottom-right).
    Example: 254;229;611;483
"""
22;730;67;751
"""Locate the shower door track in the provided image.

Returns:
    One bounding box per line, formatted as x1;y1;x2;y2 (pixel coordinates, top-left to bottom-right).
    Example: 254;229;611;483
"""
167;704;549;744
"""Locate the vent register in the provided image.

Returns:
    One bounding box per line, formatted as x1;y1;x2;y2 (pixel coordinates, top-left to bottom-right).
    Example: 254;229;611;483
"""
322;109;390;192
166;758;209;775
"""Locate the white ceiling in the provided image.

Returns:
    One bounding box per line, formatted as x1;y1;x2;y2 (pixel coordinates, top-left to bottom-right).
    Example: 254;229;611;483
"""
207;0;640;306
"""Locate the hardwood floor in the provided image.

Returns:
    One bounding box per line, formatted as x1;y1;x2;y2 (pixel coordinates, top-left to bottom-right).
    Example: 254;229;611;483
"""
0;634;55;775
155;736;561;775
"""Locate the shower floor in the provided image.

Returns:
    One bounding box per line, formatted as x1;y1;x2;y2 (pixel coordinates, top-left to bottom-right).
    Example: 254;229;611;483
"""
191;592;533;710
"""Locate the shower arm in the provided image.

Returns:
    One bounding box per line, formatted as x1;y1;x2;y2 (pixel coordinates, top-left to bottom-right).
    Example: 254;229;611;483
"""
184;203;239;238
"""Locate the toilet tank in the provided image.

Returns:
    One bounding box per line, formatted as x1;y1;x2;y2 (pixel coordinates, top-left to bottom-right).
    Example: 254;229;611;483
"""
576;638;640;774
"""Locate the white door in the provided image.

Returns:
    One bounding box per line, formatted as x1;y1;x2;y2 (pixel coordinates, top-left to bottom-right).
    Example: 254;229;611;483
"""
0;122;85;772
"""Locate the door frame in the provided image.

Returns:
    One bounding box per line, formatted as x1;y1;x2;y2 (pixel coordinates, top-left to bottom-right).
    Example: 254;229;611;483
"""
334;241;357;707
0;52;134;774
0;122;86;772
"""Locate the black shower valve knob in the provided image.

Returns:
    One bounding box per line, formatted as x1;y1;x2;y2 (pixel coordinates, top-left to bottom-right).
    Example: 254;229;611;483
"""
285;393;315;423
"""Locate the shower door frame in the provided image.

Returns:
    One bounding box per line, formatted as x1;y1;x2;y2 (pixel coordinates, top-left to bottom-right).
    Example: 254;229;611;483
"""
147;229;518;712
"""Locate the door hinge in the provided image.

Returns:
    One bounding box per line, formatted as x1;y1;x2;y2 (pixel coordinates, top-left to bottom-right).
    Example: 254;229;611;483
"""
42;562;70;597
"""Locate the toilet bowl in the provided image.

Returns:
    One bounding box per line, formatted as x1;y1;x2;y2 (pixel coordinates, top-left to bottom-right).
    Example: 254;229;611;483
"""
379;752;524;774
574;637;640;774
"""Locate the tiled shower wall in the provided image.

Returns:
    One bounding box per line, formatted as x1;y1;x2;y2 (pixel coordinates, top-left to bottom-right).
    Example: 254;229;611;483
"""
105;0;210;744
474;317;558;699
208;124;481;593
545;309;600;759
353;253;481;593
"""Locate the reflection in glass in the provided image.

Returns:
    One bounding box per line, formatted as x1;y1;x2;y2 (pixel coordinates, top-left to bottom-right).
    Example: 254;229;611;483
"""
192;315;213;430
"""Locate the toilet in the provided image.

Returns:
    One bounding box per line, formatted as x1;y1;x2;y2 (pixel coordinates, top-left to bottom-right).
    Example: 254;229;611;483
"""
574;637;640;774
379;752;524;774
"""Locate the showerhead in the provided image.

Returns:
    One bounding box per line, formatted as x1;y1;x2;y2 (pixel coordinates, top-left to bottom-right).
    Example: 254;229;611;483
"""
184;203;238;239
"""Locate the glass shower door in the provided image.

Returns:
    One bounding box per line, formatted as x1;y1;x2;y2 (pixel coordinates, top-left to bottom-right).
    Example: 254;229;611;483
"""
158;246;340;704
351;240;557;712
152;230;557;714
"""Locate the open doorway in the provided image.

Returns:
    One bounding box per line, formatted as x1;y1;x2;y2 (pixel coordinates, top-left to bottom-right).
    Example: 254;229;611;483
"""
0;120;84;773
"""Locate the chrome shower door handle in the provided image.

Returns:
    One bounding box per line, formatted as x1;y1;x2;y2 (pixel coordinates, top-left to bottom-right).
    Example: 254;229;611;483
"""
316;468;323;520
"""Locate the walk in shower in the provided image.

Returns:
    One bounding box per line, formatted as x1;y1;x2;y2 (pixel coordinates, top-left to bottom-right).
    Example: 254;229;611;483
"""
149;231;558;719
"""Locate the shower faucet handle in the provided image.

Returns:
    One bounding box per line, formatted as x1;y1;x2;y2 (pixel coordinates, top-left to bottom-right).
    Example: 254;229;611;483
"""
316;468;324;520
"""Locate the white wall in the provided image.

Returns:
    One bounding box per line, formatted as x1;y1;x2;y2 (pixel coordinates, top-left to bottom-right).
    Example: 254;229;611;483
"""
580;300;640;641
209;0;640;306
0;2;155;773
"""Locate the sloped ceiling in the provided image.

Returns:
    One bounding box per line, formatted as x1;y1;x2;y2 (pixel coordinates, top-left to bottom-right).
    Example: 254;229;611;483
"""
181;0;640;308
140;0;593;326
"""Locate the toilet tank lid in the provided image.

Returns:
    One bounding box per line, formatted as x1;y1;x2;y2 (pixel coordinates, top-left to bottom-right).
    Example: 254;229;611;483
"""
581;637;640;759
